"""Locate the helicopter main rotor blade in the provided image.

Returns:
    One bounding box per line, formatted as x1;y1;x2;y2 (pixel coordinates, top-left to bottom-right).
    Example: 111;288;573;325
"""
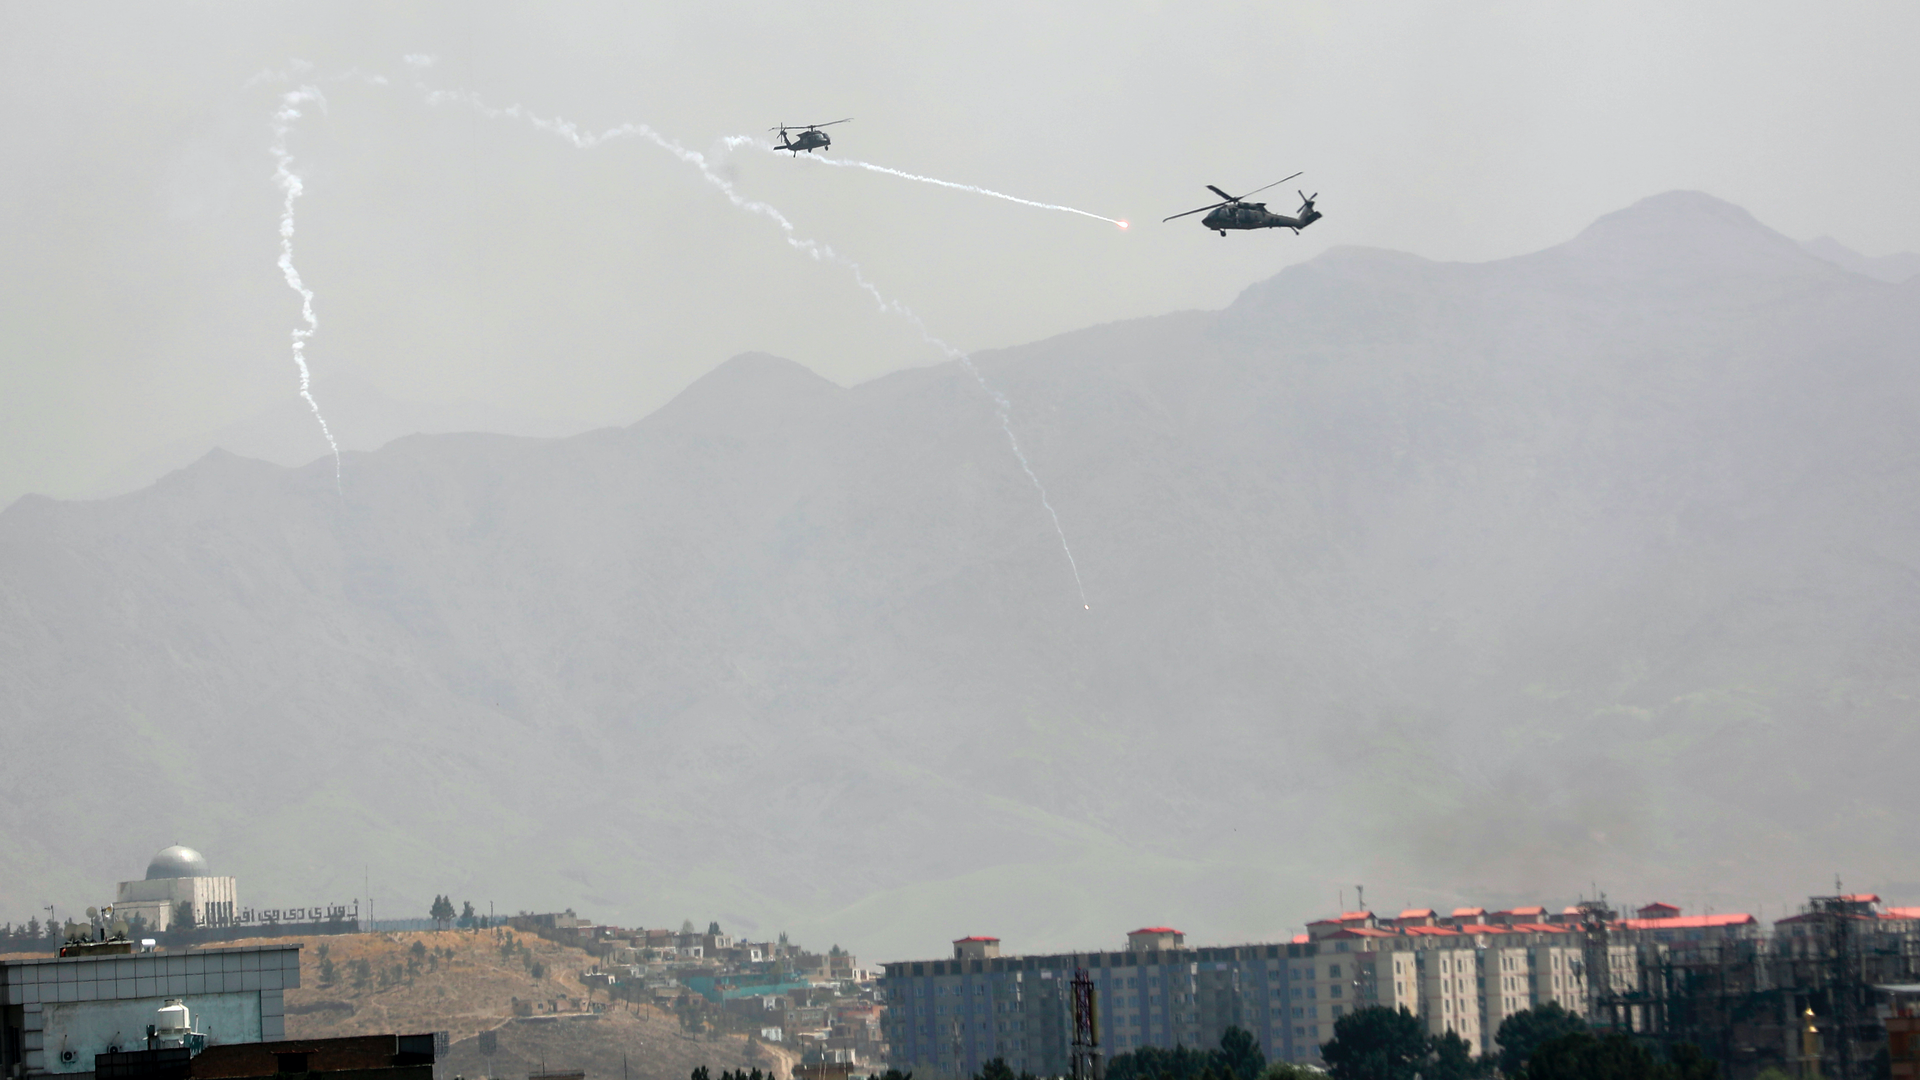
1230;172;1304;202
1206;185;1235;202
1163;200;1230;222
797;118;854;129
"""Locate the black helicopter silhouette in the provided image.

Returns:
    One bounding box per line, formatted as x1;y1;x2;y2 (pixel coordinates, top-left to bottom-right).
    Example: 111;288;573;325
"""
1164;173;1322;236
771;119;852;154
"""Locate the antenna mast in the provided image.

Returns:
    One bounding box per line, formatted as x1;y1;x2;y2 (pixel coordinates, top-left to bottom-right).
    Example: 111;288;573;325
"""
1071;968;1102;1080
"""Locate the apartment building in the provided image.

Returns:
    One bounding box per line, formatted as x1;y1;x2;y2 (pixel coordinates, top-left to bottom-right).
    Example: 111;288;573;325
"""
882;902;1721;1077
882;929;1334;1078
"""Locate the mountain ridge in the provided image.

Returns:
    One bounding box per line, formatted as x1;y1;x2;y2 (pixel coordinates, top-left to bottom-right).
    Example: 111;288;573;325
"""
5;191;1919;957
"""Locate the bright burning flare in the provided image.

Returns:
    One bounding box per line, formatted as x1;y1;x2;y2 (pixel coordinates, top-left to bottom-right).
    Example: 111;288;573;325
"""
1118;220;1129;229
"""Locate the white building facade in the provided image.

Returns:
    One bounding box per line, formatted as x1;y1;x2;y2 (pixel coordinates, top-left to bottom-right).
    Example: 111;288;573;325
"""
112;847;238;932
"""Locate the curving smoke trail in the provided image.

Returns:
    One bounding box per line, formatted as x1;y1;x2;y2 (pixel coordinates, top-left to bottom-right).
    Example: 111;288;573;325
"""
268;85;344;489
413;74;1091;607
727;136;1128;229
251;59;1090;605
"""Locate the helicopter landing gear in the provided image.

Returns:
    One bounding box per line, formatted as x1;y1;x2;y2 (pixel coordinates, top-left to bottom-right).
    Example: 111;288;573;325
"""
1218;230;1227;237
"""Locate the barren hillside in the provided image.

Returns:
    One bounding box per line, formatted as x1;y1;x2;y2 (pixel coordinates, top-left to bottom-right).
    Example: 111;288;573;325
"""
265;929;778;1080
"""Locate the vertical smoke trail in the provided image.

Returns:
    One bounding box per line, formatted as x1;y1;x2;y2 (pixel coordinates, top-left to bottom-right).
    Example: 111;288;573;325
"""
732;137;1128;229
413;75;1092;606
268;85;343;488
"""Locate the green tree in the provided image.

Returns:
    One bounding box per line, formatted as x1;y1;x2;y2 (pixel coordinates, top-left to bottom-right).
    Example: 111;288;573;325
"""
430;896;457;930
172;900;196;930
461;901;477;928
319;957;338;986
1259;1065;1321;1080
1520;1032;1713;1080
976;1058;1016;1080
1218;1026;1267;1080
1667;1044;1718;1080
1495;1003;1588;1078
1429;1030;1489;1080
1107;1043;1212;1080
1320;1005;1429;1080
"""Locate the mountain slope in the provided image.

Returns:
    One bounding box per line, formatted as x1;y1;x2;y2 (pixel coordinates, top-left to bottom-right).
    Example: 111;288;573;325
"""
4;192;1919;956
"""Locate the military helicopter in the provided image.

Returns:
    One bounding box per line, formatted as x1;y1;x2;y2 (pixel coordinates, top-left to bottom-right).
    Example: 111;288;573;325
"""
1163;173;1322;236
771;118;852;154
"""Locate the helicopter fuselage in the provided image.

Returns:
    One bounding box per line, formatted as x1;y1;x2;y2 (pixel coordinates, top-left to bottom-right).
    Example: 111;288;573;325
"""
779;130;831;153
1200;202;1319;233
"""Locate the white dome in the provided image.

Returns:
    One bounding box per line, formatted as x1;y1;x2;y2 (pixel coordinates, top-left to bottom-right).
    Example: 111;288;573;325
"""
145;845;210;879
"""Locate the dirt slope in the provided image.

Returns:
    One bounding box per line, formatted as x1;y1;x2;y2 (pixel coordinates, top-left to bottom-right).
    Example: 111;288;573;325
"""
259;929;779;1080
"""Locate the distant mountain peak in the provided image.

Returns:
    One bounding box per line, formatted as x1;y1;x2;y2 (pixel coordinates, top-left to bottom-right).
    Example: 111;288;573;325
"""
643;352;845;438
1551;189;1831;282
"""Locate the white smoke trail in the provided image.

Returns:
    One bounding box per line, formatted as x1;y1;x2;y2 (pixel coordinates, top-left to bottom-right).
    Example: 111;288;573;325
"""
416;80;1091;607
940;347;1090;609
729;136;1128;230
268;85;343;489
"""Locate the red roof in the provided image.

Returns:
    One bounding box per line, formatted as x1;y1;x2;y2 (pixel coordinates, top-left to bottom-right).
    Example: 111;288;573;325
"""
1291;934;1309;944
1398;909;1435;919
1506;906;1546;916
1455;923;1512;934
1638;902;1682;914
1884;908;1920;920
1843;894;1882;903
953;936;1001;943
1331;928;1398;939
1510;923;1571;933
1403;926;1461;937
1129;927;1181;935
1620;913;1755;931
1452;907;1486;917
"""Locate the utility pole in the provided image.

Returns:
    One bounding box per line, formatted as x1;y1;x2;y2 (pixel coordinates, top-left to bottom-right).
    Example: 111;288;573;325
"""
1577;897;1617;1030
1808;893;1861;1080
1071;968;1101;1080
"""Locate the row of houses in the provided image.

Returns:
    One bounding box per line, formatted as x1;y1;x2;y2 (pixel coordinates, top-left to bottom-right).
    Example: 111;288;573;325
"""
508;913;884;1069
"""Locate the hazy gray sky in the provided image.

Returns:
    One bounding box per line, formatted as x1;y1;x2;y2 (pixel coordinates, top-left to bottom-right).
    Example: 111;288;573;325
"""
4;0;1916;507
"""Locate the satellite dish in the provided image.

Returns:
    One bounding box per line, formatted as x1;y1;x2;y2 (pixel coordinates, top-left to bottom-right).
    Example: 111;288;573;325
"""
87;907;99;919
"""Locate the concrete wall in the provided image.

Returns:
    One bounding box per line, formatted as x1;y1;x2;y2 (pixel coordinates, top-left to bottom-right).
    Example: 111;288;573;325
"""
0;945;298;1077
40;995;264;1072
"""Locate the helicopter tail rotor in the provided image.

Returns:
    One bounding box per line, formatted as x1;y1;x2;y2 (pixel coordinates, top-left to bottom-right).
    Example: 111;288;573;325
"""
1297;191;1322;227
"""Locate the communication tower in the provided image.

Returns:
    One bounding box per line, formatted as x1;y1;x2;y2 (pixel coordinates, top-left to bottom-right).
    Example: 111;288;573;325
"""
1071;968;1101;1080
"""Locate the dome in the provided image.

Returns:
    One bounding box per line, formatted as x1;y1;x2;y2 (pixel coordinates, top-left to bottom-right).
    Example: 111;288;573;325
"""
145;845;210;880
